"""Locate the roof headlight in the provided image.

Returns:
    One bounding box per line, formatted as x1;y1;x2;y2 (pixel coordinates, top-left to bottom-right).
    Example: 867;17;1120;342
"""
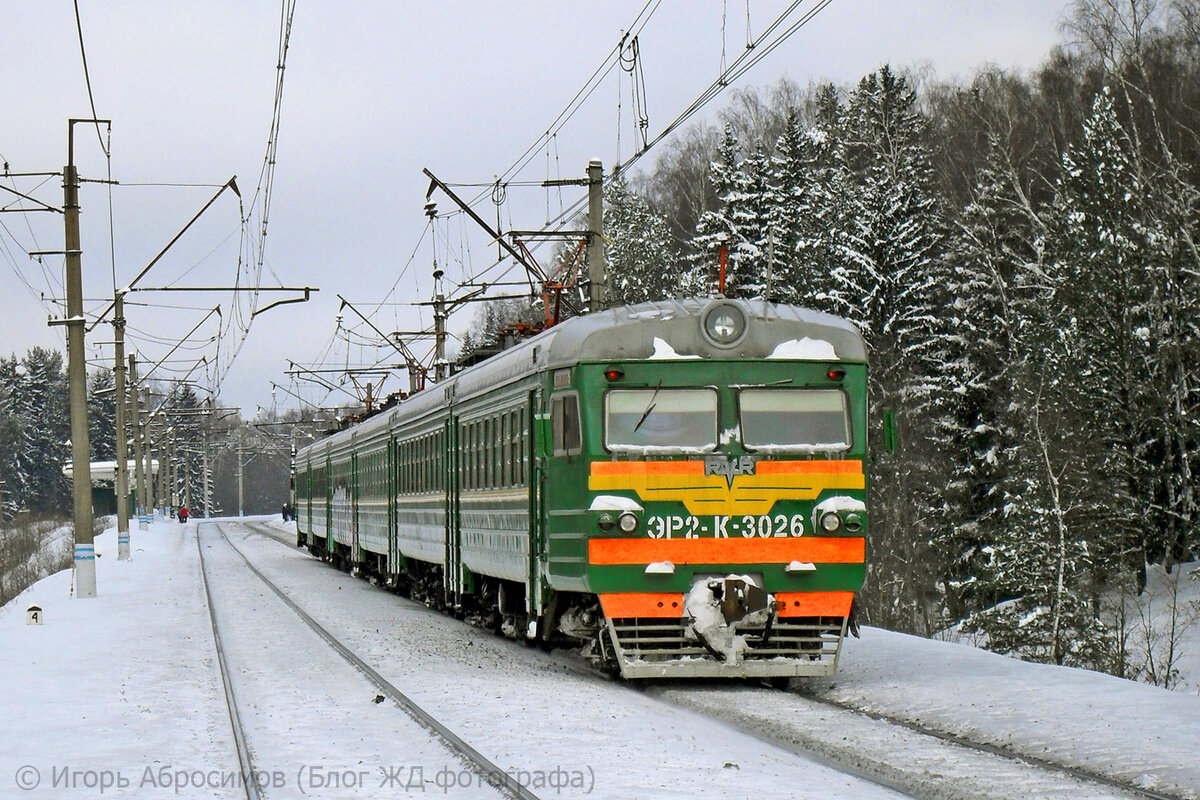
701;300;749;348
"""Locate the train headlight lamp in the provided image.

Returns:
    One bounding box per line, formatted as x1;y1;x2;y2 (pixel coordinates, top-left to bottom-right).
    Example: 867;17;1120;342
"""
701;300;749;348
618;511;639;533
844;513;863;533
597;513;616;532
819;511;842;533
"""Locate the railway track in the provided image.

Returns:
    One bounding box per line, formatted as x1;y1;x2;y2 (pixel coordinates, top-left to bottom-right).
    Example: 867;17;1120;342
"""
646;678;1184;800
196;521;543;800
196;524;265;800
231;520;1190;800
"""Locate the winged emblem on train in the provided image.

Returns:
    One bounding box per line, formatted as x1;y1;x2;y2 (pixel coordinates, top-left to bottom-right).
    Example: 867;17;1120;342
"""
704;455;757;488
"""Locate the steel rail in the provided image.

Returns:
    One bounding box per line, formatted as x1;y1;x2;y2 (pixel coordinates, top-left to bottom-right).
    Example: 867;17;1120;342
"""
805;693;1185;800
209;522;543;800
195;529;265;800
240;518;1182;800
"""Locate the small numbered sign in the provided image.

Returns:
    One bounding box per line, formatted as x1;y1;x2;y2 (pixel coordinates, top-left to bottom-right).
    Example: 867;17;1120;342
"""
27;605;43;625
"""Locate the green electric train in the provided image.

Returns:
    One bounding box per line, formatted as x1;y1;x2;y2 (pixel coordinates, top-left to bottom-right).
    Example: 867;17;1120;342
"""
295;297;869;679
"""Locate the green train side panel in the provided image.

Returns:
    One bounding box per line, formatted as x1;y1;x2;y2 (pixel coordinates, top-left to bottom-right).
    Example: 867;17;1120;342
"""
542;360;869;598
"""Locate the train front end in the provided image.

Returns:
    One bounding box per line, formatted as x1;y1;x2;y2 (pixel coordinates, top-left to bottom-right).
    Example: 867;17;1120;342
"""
547;299;868;680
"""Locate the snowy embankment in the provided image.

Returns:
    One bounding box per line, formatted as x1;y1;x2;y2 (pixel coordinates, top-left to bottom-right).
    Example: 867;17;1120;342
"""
2;516;1197;799
0;518;75;606
823;628;1200;798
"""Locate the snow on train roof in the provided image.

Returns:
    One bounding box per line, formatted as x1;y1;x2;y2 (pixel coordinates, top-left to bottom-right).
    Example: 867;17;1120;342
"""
453;297;866;393
298;298;865;460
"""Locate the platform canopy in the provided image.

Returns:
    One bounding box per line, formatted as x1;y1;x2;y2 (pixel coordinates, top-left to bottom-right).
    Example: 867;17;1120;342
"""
62;459;159;483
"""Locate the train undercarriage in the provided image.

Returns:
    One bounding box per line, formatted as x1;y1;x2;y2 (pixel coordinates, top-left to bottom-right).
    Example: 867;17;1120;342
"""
301;531;851;681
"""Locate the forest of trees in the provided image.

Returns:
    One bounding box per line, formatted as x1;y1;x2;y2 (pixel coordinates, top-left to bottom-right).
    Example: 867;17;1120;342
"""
0;350;291;521
465;1;1200;680
4;0;1196;685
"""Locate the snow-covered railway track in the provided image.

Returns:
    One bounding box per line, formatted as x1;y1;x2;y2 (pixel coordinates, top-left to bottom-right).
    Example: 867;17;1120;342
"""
238;521;1145;799
197;522;541;800
647;683;1182;800
196;524;266;800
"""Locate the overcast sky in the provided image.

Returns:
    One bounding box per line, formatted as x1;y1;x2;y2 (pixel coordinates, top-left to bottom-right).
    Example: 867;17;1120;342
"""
1;1;1073;415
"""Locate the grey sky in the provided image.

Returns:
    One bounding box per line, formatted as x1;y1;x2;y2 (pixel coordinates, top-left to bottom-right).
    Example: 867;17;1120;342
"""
1;1;1071;414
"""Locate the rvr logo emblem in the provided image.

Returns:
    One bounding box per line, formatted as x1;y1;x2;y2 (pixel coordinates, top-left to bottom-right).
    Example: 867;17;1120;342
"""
705;456;757;488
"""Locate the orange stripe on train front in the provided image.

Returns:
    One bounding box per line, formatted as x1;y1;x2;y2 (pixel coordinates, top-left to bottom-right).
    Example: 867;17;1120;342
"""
599;591;854;619
589;537;865;565
775;591;854;617
599;592;684;618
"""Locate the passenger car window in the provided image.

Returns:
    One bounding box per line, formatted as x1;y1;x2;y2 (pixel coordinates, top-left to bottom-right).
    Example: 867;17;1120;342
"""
739;389;850;451
605;388;718;453
551;393;582;456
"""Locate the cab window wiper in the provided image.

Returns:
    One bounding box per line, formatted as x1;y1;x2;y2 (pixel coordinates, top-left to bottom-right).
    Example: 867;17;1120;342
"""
633;379;662;433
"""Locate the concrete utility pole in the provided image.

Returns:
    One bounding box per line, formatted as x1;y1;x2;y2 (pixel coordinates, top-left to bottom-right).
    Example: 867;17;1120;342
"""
237;433;245;517
113;293;131;559
183;449;191;511
202;435;210;519
142;387;154;514
63;119;108;598
586;158;606;313
128;356;145;520
157;425;170;514
432;266;448;382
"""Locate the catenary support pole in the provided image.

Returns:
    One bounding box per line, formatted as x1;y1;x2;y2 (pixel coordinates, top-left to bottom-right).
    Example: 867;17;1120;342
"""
202;432;210;519
142;387;154;515
237;434;245;517
586;158;605;313
113;292;130;559
63;120;101;598
129;356;145;520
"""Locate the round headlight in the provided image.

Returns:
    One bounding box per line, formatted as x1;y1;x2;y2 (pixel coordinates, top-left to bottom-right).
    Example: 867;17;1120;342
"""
618;511;639;533
820;511;842;533
844;513;863;533
701;300;749;348
597;513;615;532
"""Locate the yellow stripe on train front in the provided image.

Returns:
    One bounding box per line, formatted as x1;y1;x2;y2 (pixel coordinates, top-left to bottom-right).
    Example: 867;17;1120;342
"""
589;460;864;516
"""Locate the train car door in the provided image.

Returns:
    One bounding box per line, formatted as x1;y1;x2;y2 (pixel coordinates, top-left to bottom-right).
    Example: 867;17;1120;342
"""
528;387;547;626
443;411;464;607
351;448;361;564
387;435;400;575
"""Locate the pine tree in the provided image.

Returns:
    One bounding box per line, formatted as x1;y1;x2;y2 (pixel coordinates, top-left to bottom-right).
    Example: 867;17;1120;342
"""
692;125;770;296
761;110;829;305
17;347;70;513
0;356;27;518
88;368;117;462
829;66;954;634
604;175;683;304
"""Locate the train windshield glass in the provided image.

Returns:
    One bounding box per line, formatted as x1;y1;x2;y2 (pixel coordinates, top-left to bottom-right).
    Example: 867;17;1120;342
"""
605;388;718;453
739;389;850;451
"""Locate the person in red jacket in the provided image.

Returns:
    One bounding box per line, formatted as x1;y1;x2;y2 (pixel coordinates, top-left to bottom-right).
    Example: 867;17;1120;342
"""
178;505;189;524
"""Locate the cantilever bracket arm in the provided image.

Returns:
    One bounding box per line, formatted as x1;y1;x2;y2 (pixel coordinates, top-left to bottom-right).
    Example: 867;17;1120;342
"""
252;286;318;318
87;176;241;332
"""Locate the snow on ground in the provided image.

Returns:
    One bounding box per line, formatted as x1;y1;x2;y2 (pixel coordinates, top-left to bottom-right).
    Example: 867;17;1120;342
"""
0;518;75;605
822;629;1200;798
0;518;902;800
1124;562;1200;694
2;515;1197;799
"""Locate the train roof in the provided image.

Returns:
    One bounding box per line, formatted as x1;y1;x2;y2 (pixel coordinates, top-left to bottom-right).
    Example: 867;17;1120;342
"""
533;297;866;366
298;298;866;461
